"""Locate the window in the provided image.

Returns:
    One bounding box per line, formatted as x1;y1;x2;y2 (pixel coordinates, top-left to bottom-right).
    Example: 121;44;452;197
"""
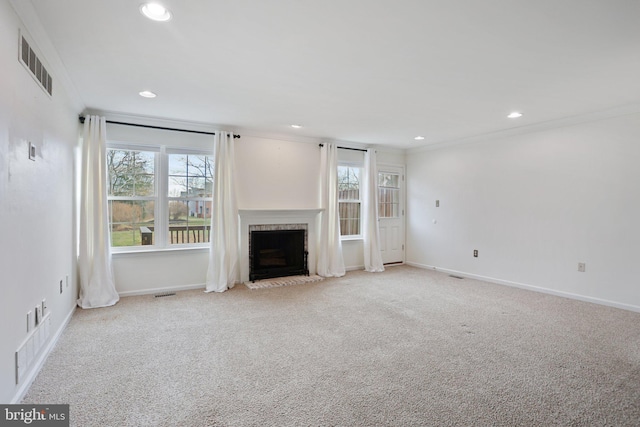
378;172;400;218
107;148;156;247
107;145;213;249
167;153;213;245
338;165;361;236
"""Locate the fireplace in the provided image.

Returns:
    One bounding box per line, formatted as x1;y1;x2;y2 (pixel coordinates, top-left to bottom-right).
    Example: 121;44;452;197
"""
249;227;308;281
238;209;322;283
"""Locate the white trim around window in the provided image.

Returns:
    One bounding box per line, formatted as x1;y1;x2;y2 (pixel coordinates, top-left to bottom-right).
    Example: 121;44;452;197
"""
106;142;214;253
337;163;363;239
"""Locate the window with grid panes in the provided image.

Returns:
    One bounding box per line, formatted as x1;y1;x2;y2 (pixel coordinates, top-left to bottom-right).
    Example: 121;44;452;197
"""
337;165;362;236
107;148;156;247
167;153;213;245
378;172;400;218
107;145;213;249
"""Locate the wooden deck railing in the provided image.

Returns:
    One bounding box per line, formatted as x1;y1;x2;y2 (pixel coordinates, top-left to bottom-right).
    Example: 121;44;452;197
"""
140;226;211;245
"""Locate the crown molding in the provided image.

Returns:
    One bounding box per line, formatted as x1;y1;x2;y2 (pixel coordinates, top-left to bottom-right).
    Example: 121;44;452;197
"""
408;102;640;154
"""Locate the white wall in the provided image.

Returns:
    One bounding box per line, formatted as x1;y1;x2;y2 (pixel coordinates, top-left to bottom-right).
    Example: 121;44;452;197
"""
0;1;80;402
377;149;405;167
113;250;210;296
236;135;320;209
406;113;640;311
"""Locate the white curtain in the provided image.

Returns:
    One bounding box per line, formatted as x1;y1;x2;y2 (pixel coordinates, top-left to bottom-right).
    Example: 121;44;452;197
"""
317;143;346;277
78;115;120;309
362;149;385;272
206;131;239;292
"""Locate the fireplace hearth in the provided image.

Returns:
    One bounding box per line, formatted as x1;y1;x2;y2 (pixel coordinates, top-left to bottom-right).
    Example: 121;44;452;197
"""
249;226;308;282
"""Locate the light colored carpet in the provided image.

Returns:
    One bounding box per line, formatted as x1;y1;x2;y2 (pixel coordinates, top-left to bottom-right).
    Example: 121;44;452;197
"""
245;274;324;289
22;266;640;426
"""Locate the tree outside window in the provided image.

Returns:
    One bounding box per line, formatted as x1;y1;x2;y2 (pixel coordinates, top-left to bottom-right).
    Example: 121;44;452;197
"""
107;149;156;247
106;146;214;249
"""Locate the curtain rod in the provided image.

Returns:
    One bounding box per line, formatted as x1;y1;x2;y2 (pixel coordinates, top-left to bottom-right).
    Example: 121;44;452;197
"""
318;143;367;152
78;116;241;138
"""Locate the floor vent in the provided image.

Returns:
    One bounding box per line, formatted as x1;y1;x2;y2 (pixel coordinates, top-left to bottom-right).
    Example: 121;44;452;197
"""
449;275;464;279
154;292;176;298
19;32;53;96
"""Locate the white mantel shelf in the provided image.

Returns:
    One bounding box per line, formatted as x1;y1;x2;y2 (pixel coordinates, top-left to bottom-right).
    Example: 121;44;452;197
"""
238;208;323;219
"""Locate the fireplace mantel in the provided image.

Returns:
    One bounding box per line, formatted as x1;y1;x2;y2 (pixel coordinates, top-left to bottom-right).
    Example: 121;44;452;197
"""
238;209;323;282
238;209;323;219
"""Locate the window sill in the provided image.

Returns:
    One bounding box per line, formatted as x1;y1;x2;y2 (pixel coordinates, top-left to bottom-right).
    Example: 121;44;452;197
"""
111;245;209;257
340;235;363;242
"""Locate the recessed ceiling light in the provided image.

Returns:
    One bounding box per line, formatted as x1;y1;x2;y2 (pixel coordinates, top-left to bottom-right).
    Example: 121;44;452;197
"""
140;3;172;22
139;90;157;98
414;136;425;140
290;124;302;129
507;112;523;119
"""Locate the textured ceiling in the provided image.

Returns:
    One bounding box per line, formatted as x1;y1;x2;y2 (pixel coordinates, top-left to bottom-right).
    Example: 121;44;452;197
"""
24;0;640;148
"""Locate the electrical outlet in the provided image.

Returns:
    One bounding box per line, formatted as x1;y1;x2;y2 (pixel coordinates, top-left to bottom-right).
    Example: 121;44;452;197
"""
473;249;478;258
578;263;586;272
28;141;36;160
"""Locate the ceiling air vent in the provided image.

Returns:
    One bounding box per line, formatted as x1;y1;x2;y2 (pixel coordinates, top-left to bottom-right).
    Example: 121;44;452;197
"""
19;32;53;96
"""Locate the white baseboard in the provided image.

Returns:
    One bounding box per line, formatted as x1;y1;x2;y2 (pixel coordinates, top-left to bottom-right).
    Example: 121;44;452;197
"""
406;261;640;313
11;304;76;404
118;283;205;297
345;262;405;272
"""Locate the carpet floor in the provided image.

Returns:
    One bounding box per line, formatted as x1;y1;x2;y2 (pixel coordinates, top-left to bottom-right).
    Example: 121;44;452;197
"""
22;266;640;426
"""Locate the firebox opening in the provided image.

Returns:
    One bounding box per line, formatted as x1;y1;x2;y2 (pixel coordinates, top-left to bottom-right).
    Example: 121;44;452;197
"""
250;229;308;282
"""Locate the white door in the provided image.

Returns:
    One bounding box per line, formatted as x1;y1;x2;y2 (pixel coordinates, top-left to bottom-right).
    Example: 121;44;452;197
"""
378;166;405;265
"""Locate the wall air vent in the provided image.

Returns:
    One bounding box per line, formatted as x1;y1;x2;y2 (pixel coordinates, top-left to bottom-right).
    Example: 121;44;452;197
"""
19;31;53;96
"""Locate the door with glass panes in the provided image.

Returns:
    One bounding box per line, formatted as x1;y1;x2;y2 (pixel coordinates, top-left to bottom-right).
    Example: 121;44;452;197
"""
378;166;405;264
